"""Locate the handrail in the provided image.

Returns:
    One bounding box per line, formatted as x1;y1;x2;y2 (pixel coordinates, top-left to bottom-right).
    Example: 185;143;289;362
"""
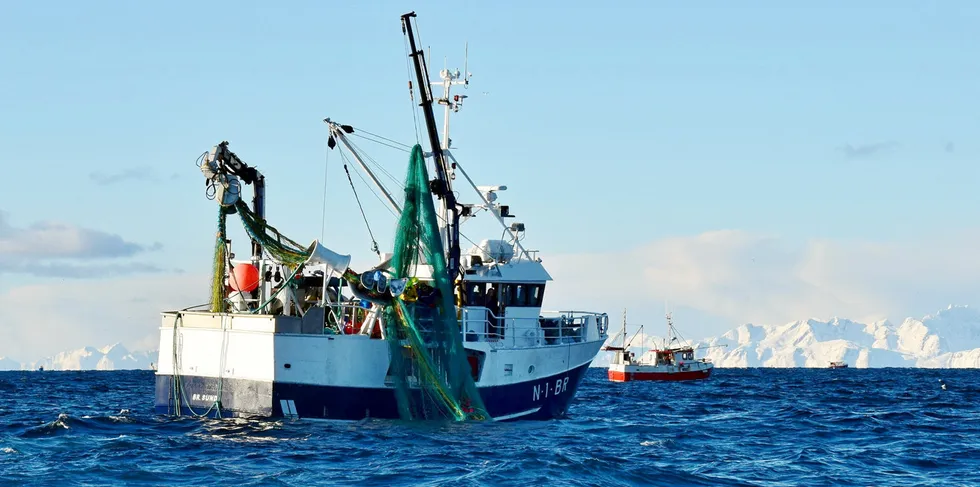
541;310;608;316
456;306;601;347
179;301;608;347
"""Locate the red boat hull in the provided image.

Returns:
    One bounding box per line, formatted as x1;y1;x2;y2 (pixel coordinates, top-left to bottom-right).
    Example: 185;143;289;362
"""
607;368;712;382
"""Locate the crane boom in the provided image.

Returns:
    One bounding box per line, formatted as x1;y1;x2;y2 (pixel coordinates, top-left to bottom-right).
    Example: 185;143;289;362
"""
401;11;462;280
200;141;265;262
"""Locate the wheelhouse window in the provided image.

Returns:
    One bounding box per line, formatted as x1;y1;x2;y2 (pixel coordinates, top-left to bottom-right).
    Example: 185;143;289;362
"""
462;282;546;308
499;284;512;307
513;284;527;306
500;283;545;307
529;284;544;307
464;282;486;306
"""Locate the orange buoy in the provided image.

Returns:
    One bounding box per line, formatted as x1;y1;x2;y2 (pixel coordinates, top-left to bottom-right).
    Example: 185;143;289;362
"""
230;263;260;292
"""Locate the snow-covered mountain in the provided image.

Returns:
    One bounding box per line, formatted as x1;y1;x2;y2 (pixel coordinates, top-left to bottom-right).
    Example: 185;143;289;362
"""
6;306;980;370
596;305;980;368
0;357;21;371
0;344;158;371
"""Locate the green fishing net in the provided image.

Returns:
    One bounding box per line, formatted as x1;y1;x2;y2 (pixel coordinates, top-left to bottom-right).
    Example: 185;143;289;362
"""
383;144;487;421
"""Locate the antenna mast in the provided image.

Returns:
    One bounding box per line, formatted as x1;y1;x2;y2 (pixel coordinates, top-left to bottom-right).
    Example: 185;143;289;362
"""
401;12;462;279
435;43;469;151
622;309;627;350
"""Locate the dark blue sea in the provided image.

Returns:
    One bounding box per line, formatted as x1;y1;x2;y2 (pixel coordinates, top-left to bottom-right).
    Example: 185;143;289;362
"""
1;368;978;486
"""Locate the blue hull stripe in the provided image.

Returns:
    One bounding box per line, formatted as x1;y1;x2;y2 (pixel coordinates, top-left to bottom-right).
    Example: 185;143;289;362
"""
155;361;592;421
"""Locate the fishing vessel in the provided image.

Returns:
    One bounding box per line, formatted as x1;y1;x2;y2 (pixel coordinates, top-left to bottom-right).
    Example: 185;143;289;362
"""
604;311;716;382
829;361;848;369
153;12;608;421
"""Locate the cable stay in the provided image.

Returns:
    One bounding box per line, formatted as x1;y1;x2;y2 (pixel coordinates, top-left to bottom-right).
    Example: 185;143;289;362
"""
343;164;382;258
350;130;412;153
344;136;406;191
325;120;488;260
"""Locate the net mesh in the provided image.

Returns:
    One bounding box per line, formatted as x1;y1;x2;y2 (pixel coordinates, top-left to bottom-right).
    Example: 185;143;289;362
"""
234;199;309;265
383;144;487;420
209;207;228;313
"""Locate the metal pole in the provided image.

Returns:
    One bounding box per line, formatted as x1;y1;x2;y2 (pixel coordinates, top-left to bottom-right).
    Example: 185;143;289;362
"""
401;11;462;279
334;131;402;214
447;151;531;260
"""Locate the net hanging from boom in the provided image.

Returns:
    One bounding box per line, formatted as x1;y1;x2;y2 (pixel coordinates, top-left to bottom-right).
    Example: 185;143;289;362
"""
382;144;487;421
207;144;487;421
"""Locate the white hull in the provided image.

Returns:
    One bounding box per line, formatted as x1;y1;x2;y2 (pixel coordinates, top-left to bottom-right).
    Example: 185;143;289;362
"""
155;311;605;420
607;361;713;381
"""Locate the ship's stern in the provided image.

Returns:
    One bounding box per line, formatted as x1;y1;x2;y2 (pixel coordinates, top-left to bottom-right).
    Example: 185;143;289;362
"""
155;311;278;418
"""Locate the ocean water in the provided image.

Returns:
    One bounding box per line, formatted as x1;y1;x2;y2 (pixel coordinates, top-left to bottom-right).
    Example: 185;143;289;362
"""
1;368;978;486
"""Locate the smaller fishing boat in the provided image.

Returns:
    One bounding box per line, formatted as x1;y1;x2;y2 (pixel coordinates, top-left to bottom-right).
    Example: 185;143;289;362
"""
829;361;848;369
603;310;719;382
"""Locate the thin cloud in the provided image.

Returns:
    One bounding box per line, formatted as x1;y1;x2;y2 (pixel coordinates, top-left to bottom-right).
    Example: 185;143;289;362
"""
0;261;167;278
89;167;160;185
945;142;955;153
838;141;898;159
0;211;158;258
0;210;164;278
544;229;980;338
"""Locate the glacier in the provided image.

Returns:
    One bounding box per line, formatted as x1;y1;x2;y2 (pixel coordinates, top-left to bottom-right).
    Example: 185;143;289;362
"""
595;305;980;368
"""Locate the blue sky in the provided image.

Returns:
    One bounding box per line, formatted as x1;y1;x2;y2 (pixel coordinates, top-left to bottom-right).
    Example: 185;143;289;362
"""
1;2;979;360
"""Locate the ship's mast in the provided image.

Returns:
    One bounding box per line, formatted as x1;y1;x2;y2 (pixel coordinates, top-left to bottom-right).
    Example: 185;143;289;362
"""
435;44;469;151
622;309;627;351
401;12;462;279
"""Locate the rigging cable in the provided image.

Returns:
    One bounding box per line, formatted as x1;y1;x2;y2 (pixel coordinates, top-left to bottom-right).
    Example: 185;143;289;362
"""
346;137;406;190
403;28;422;144
341;147;479;250
343;163;382;257
339;130;481;253
350;126;413;150
321;140;331;242
339;150;400;220
350;133;410;153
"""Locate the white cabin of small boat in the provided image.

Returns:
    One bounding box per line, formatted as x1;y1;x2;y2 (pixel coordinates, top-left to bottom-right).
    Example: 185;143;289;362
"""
645;347;697;367
607;347;635;366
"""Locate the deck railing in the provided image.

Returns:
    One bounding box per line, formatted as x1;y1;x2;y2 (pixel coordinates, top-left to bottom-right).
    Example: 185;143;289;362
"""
185;300;609;348
327;303;608;348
